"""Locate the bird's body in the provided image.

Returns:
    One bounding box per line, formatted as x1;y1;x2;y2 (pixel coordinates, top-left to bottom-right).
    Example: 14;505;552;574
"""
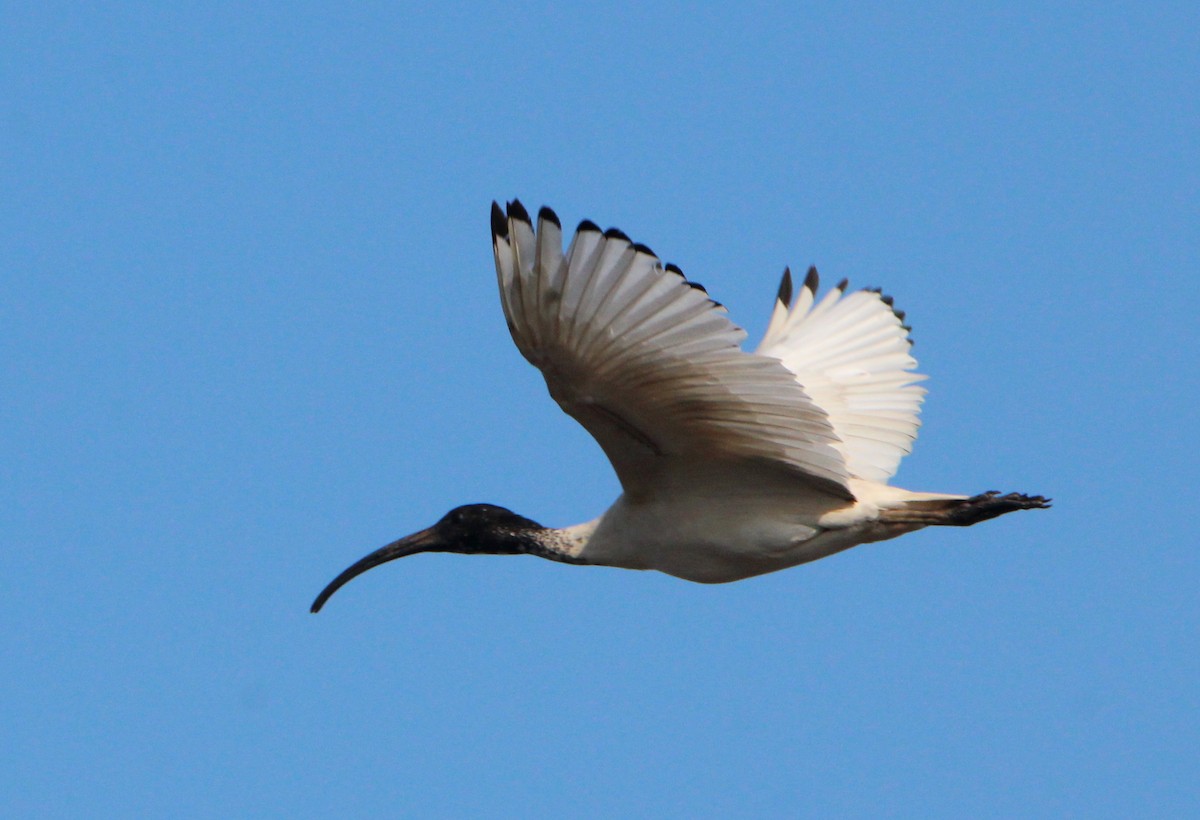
311;200;1048;612
556;469;1004;584
563;464;863;583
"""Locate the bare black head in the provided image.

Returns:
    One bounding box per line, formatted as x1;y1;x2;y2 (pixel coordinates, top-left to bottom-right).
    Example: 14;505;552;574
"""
310;504;546;613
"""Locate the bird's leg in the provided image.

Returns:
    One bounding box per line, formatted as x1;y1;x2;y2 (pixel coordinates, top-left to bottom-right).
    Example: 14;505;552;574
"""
880;491;1051;527
944;491;1051;525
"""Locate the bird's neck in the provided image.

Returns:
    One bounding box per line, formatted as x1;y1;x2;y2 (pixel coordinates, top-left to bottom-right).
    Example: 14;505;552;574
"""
522;519;598;564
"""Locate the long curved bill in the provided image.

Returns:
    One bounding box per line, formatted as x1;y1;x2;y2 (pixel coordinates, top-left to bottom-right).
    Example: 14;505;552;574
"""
310;527;438;613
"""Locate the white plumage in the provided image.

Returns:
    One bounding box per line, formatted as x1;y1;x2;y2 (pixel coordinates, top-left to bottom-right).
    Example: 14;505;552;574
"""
488;200;1047;583
757;270;925;484
309;200;1047;612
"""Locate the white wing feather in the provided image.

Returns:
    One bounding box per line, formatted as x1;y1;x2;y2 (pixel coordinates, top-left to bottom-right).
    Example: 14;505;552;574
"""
492;202;852;500
756;267;925;483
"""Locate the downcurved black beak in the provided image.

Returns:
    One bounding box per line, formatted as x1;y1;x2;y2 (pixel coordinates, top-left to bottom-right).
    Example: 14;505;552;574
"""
310;527;438;613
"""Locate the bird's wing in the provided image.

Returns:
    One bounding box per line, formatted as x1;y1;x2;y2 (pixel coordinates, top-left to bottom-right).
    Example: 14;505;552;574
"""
491;201;852;499
756;266;925;483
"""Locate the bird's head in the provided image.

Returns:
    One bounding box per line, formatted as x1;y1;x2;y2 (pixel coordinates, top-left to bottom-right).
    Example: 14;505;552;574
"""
310;504;543;613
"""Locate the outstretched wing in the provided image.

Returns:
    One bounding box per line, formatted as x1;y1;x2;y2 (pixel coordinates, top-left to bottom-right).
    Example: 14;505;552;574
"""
491;200;852;500
756;266;926;483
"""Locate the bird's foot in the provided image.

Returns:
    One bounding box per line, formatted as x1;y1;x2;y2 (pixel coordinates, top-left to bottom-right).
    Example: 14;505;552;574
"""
945;491;1051;526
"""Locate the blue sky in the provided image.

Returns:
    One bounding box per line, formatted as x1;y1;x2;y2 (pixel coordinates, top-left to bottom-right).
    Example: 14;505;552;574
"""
3;1;1197;816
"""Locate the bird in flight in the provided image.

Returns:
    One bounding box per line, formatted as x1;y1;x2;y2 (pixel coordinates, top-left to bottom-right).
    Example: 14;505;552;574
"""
311;200;1048;612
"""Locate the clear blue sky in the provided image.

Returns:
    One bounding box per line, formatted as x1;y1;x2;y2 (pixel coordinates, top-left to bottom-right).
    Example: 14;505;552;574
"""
4;2;1197;816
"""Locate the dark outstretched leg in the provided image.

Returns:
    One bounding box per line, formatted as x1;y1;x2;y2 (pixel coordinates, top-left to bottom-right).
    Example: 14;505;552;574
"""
880;491;1051;527
943;491;1051;525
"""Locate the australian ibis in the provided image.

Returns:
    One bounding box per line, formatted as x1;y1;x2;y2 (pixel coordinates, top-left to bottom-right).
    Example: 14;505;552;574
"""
310;200;1048;612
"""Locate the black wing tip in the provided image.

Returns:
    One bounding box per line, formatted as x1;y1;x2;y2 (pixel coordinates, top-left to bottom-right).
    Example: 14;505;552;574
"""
663;263;721;306
777;266;793;307
664;261;697;288
631;241;656;257
537;205;561;228
803;265;819;294
860;286;912;333
815;273;912;334
603;226;631;242
490;201;507;240
577;218;601;234
506;199;531;225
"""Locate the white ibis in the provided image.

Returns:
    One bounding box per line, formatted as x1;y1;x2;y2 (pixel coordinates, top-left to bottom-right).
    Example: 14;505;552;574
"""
311;200;1048;612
